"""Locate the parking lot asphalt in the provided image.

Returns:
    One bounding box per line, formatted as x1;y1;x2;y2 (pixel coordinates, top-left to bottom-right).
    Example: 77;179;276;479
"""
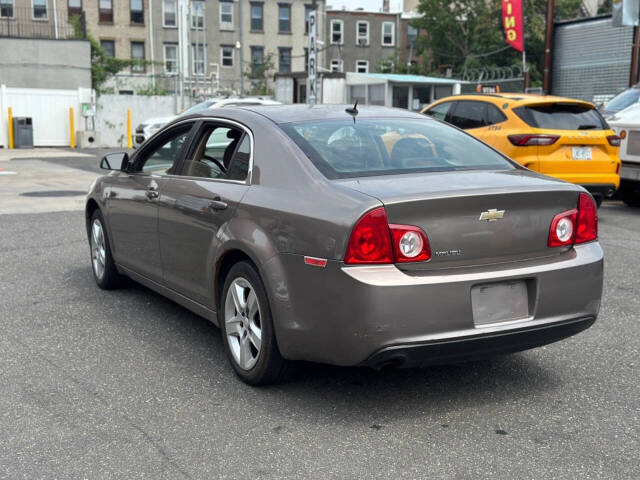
0;152;638;479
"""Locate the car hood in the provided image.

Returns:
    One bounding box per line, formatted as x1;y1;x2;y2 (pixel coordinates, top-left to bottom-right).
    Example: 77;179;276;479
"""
606;103;640;127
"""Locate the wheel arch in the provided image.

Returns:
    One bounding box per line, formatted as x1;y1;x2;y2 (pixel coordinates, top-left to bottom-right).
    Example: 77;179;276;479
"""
85;198;100;237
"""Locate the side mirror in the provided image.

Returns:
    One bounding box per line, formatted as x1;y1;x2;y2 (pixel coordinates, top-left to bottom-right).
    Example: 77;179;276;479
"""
100;152;129;171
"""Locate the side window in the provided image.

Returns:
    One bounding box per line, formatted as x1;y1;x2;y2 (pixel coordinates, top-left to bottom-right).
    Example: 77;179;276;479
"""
486;104;507;125
139;126;191;174
425;101;452;121
181;124;250;181
449;101;487;130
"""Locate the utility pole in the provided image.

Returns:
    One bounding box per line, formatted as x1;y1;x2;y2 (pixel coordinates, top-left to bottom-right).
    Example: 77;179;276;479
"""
239;0;245;96
542;0;555;94
307;0;318;104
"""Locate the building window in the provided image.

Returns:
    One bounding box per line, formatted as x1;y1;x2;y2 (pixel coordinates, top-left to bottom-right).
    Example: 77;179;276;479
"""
130;0;144;24
163;0;176;27
305;4;313;34
356;60;369;73
131;41;145;72
250;2;263;31
191;1;204;29
193;44;206;75
32;0;48;19
221;45;234;67
382;22;394;46
99;0;113;23
330;19;343;45
330;59;342;73
278;3;291;33
100;39;115;58
279;47;291;73
220;0;233;30
164;44;178;74
356;21;369;45
68;0;82;17
250;46;264;76
0;0;14;18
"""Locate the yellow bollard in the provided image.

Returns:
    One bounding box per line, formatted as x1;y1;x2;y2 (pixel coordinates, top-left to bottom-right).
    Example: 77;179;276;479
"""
69;107;75;149
127;109;132;149
8;107;13;149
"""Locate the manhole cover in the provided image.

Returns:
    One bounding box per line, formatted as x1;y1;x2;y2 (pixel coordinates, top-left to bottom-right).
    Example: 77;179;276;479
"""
21;190;86;197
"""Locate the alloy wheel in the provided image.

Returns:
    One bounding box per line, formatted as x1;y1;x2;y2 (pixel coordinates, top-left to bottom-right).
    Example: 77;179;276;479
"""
224;277;262;371
91;219;106;280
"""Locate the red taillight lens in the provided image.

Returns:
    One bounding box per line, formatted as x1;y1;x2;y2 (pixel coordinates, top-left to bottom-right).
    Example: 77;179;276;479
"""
548;193;597;248
508;134;560;146
607;135;621;147
344;207;394;264
389;225;431;262
575;192;597;244
548;209;577;247
345;208;431;264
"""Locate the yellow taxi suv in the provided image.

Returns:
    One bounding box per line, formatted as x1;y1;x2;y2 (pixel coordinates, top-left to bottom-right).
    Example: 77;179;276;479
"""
422;94;621;206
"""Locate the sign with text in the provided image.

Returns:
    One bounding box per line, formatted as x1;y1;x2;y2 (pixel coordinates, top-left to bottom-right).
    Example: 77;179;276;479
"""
502;0;524;52
307;10;317;105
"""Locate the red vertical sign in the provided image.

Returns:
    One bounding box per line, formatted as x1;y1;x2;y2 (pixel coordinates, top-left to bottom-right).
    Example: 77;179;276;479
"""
503;0;524;52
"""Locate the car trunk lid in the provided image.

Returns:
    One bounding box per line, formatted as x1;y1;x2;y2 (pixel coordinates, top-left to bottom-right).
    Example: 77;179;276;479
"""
337;169;580;270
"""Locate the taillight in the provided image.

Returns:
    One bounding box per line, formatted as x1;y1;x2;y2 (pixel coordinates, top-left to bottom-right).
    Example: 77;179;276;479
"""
548;193;597;248
575;192;597;244
508;134;560;146
607;135;621;147
389;225;431;262
548;209;577;247
345;208;431;264
344;207;394;264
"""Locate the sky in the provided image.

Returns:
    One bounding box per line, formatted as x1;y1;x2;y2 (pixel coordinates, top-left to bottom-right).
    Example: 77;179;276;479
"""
326;0;404;12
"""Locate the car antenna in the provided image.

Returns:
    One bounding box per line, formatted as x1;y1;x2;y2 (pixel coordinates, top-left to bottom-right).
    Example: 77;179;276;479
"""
345;100;358;123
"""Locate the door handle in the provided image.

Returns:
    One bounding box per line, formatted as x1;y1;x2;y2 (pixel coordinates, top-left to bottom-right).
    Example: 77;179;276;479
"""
208;198;228;211
145;189;159;200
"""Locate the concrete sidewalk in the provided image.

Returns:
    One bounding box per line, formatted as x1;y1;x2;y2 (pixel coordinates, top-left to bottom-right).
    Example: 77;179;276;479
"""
0;149;98;215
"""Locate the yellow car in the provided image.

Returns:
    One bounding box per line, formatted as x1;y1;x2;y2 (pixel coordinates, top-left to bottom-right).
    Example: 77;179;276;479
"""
422;93;621;205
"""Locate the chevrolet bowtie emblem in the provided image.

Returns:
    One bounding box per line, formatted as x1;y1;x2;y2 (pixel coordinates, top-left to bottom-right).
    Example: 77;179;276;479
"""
479;209;505;221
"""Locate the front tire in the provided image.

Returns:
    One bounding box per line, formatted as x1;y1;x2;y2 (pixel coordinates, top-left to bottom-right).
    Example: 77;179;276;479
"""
219;261;288;385
89;209;122;289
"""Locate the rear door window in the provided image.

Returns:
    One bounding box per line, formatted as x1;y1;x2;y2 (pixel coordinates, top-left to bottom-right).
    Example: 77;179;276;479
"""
448;101;487;130
486;104;507;125
513;104;608;130
424;101;453;121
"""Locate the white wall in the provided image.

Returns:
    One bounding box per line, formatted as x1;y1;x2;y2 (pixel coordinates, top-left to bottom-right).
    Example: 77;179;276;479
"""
0;85;85;147
322;78;346;104
96;94;177;147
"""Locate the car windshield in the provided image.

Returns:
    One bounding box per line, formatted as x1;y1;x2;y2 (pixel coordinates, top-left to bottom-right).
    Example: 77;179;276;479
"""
182;100;219;115
513;103;607;130
604;88;640;114
280;118;514;179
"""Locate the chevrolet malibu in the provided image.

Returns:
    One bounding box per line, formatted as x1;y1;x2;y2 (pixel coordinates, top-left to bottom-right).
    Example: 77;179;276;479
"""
86;105;603;385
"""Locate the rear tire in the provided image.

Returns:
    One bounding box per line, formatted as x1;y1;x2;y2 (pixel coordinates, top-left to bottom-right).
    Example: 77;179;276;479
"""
219;261;288;385
89;209;122;289
620;182;640;207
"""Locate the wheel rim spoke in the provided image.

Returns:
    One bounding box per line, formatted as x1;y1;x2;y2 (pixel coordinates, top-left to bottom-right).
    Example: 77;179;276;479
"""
225;315;242;337
248;321;261;351
230;282;246;313
247;290;258;319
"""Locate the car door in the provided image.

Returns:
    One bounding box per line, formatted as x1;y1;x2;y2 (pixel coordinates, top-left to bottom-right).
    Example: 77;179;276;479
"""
106;122;195;282
157;119;252;307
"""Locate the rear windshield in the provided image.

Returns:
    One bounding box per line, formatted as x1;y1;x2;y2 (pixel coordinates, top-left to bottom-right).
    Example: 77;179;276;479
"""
280;118;513;179
513;104;608;130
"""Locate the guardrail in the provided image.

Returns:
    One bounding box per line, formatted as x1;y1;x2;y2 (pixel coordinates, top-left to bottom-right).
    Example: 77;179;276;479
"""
0;8;86;40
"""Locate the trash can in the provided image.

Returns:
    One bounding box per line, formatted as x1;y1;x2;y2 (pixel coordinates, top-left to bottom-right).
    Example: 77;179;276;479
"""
13;117;34;148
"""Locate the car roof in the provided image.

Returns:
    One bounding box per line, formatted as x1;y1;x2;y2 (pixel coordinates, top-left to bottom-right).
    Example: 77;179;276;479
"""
230;104;428;124
432;93;594;108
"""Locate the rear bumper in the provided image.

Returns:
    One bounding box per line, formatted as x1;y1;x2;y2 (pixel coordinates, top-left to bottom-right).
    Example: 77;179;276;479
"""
266;242;603;366
582;184;618;198
544;173;620;193
362;316;595;369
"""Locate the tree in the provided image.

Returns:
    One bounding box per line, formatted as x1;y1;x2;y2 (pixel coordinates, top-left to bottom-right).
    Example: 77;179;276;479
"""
244;53;276;96
412;0;582;86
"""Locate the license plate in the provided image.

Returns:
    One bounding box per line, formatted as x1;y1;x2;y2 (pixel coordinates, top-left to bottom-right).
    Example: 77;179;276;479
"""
572;147;592;160
471;281;529;326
